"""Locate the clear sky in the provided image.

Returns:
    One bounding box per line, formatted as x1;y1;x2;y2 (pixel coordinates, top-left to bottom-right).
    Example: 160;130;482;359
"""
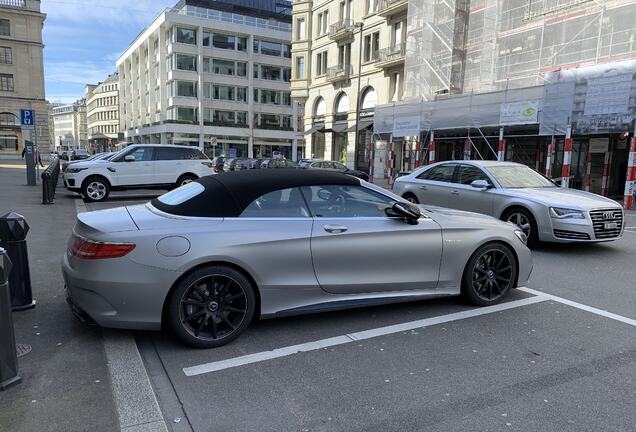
42;0;175;103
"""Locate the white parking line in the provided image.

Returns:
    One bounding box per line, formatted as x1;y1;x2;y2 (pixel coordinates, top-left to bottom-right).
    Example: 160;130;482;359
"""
518;287;636;327
183;295;549;377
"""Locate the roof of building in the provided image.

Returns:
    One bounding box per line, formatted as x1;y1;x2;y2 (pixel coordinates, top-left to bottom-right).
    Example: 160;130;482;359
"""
151;169;359;217
176;0;292;23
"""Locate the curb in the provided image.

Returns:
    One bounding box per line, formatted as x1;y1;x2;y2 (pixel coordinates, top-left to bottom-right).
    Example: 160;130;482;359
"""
74;198;168;432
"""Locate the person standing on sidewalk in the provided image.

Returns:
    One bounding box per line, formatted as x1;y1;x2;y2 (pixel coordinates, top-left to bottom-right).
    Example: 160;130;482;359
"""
21;145;44;168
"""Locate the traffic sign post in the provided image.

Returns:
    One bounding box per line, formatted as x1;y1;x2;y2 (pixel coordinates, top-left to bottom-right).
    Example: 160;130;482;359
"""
20;109;36;186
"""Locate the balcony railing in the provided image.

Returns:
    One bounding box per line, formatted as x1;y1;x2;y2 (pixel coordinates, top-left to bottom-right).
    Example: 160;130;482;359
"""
0;0;25;8
375;43;406;67
326;64;353;82
329;19;356;41
377;0;408;17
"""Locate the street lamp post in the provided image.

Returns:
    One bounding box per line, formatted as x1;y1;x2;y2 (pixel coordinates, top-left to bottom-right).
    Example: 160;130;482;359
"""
353;21;365;174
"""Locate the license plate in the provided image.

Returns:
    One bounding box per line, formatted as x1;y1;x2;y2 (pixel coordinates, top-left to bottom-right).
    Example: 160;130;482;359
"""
604;222;618;230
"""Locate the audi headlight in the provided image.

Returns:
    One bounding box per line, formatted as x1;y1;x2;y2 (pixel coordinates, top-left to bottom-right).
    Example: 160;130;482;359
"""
549;207;585;219
65;167;87;174
514;229;528;245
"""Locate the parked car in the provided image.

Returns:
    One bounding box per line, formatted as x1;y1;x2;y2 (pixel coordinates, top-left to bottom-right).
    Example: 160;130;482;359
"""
63;169;532;348
235;158;258;170
62;144;214;202
63;152;114;173
72;149;90;160
261;159;298;169
302;159;370;181
211;156;225;173
393;160;624;245
223;158;243;171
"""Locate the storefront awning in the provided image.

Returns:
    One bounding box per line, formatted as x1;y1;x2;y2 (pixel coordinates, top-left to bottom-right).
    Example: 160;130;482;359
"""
344;120;373;133
304;125;325;135
331;123;349;133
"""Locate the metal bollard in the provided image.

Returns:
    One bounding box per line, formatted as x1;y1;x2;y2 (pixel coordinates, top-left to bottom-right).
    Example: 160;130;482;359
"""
0;212;35;311
0;247;22;390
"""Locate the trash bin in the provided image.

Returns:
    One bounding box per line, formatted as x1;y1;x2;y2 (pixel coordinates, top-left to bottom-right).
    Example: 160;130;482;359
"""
0;247;22;390
0;212;35;311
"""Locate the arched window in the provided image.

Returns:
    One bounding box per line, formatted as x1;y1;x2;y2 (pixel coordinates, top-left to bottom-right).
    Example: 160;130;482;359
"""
0;112;18;126
360;87;376;111
314;97;326;118
334;92;348;122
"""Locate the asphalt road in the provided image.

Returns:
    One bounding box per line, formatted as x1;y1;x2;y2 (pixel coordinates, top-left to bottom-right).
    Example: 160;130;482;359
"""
78;189;636;432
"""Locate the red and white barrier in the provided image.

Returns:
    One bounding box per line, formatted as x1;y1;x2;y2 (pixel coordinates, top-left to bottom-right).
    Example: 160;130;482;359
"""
388;141;395;185
584;151;592;191
545;136;555;178
535;146;542;172
561;125;573;188
415;141;421;168
623;134;636;209
601;142;612;197
464;139;472;160
429;131;436;164
498;128;506;161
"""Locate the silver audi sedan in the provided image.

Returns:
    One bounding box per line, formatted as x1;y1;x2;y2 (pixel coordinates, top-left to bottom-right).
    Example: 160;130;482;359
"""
63;170;532;348
393;161;624;245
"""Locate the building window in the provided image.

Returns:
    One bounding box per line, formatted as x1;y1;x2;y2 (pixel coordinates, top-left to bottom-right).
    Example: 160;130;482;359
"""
176;28;197;45
338;43;351;67
316;11;329;36
0;47;12;64
174;81;197;97
212;59;235;75
213;33;236;50
296;18;305;40
366;0;378;15
0;74;14;92
0;112;18;125
168;107;197;122
364;32;380;62
0;19;9;37
296;56;305;79
316;51;328;76
175;53;196;71
0;135;18;152
202;31;211;47
213;85;235;101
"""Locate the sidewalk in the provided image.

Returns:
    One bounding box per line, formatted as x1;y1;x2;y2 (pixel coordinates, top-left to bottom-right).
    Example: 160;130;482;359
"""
0;167;118;431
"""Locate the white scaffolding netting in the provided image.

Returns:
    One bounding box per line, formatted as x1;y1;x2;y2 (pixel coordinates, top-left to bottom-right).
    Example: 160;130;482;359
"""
379;0;636;135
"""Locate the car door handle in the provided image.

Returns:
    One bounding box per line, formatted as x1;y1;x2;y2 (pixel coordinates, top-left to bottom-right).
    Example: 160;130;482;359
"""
419;185;427;190
324;224;348;233
451;190;460;196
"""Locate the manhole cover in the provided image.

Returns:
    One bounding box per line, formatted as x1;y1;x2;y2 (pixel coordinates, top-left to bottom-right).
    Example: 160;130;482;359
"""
16;344;32;358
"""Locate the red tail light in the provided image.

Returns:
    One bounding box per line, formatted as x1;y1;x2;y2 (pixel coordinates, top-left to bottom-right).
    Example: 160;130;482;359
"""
70;236;136;260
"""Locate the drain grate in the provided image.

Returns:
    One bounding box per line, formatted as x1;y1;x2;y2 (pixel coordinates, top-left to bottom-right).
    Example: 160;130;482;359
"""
16;343;32;358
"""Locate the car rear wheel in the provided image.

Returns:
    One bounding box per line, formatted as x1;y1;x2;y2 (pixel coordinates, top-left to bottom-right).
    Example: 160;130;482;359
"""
82;176;110;202
461;243;517;306
176;174;197;187
167;265;256;348
403;193;419;204
503;208;538;246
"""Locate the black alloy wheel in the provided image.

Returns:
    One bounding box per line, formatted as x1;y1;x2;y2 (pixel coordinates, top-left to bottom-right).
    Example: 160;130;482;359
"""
462;243;517;306
167;266;255;348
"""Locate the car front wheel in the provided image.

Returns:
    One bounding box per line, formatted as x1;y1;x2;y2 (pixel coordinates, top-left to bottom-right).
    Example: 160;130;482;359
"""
461;243;517;306
167;265;256;348
81;176;110;202
176;174;197;187
503;208;538;246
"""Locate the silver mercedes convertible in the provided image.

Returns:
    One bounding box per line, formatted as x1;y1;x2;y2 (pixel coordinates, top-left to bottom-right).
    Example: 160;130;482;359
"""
63;170;532;348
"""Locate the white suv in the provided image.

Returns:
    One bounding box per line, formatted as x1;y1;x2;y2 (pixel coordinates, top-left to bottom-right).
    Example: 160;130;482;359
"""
63;144;214;202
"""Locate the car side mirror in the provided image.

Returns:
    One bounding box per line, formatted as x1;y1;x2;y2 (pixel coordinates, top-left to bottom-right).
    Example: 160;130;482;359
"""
124;155;135;162
470;179;490;190
387;201;421;224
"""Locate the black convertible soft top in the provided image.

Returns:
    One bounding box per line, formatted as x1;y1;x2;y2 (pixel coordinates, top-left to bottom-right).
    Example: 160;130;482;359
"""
151;169;360;217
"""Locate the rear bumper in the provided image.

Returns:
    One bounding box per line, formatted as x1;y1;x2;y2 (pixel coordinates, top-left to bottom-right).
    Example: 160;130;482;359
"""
62;251;182;331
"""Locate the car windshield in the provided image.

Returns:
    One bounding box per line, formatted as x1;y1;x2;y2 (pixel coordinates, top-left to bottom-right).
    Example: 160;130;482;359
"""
486;165;556;188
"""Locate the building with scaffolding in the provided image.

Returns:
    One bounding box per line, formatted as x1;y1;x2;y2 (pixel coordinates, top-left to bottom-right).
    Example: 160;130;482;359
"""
373;0;636;206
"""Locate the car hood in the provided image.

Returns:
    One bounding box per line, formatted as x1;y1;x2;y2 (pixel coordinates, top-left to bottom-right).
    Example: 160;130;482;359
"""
502;187;620;209
421;205;512;229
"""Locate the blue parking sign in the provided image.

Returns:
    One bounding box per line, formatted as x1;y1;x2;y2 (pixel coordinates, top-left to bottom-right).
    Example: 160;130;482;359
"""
20;109;35;127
